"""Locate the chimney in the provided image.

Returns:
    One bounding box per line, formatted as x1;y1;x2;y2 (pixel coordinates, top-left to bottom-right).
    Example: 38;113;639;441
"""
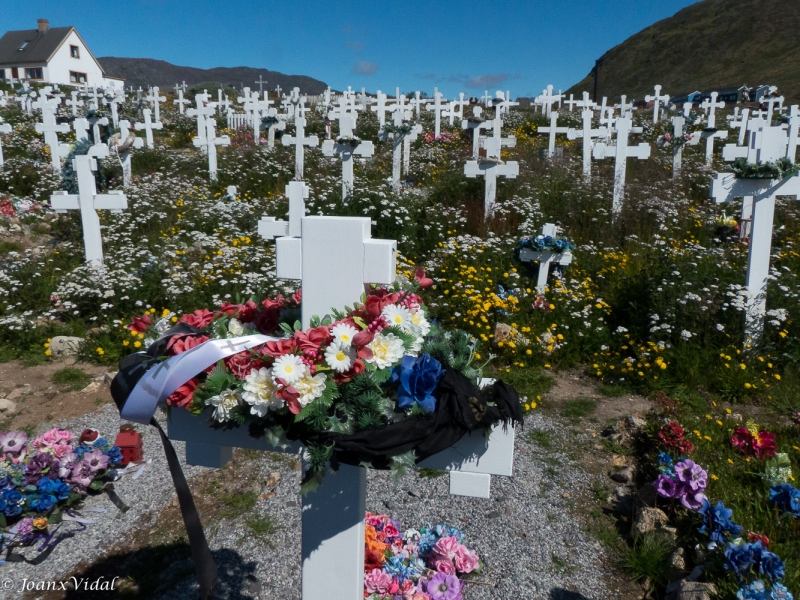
37;19;49;33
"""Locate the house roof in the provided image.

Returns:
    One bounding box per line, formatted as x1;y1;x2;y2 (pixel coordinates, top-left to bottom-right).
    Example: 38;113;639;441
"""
0;26;90;67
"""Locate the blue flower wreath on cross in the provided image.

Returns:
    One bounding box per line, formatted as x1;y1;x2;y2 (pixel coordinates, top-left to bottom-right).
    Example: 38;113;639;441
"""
512;233;575;263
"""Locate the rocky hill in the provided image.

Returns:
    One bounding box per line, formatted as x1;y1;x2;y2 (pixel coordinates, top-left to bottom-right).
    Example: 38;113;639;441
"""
98;57;328;94
566;0;800;103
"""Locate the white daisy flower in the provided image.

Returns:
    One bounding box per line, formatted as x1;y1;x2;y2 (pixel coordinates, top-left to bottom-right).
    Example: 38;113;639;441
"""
272;354;306;384
242;367;283;416
294;372;327;407
331;323;359;348
227;318;244;337
366;332;405;369
382;304;413;331
409;308;431;336
324;342;356;373
206;388;242;422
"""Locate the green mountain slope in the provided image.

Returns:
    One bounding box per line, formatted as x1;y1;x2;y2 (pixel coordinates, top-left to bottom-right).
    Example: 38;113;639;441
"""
566;0;800;103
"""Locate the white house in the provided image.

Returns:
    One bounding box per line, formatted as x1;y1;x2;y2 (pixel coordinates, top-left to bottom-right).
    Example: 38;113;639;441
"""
0;19;124;90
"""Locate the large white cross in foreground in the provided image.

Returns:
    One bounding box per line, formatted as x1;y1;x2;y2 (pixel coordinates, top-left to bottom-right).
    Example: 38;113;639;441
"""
49;145;128;265
517;223;574;293
168;213;517;600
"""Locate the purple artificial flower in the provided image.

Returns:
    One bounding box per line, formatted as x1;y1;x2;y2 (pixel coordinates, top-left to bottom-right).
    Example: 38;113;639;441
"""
425;572;463;600
675;459;707;493
0;431;28;455
56;453;79;480
69;463;94;489
23;452;54;485
17;516;34;537
655;474;678;498
680;487;707;511
82;450;109;472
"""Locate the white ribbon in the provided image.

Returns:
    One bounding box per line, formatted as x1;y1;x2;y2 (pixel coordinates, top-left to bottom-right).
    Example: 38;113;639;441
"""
121;334;282;424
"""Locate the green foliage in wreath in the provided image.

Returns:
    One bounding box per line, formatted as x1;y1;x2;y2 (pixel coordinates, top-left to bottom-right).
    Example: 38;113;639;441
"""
731;157;798;180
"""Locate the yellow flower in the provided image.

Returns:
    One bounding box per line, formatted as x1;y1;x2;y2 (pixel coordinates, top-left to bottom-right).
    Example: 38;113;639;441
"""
32;517;48;530
710;474;718;481
134;341;142;348
171;316;178;322
526;349;532;355
739;363;746;370
123;340;129;347
728;459;734;464
744;383;752;389
725;408;732;414
703;436;712;442
544;364;551;369
44;349;51;356
96;348;105;355
716;420;723;426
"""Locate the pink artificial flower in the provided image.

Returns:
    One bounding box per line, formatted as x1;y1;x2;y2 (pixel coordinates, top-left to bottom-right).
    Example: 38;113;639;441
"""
453;545;480;574
431;536;460;561
128;313;152;333
384;523;399;538
52;443;73;459
34;428;73;448
365;513;385;527
364;568;393;595
430;557;455;575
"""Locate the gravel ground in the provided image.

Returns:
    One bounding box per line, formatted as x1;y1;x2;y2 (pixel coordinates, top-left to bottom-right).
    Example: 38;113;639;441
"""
4;405;625;600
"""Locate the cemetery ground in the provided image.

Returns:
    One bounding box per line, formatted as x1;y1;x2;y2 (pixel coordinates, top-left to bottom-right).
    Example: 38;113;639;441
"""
2;82;800;597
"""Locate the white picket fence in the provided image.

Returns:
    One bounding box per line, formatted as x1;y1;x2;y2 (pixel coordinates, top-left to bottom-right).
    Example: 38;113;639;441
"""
227;113;254;130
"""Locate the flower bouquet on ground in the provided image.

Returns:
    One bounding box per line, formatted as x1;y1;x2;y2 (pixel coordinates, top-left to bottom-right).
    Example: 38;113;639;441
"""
113;281;523;493
364;513;481;599
0;427;125;553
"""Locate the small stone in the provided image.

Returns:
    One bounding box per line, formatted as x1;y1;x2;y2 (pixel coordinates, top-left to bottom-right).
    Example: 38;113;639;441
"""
245;579;262;594
725;413;743;422
668;580;716;600
632;506;669;537
625;415;647;430
407;489;422;498
0;398;18;413
102;372;118;385
493;323;513;344
81;381;101;394
562;492;571;498
487;510;502;519
610;466;633;483
258;492;276;500
266;472;281;488
668;547;686;579
7;385;30;401
383;500;395;510
49;336;85;358
284;501;297;508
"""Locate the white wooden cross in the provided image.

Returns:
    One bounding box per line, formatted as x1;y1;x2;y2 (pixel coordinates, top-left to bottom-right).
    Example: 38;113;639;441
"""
0;121;12;168
381;104;418;193
134;108;163;149
16;83;32;114
144;87;166;122
763;96;784;125
73;118;90;142
728;107;751;146
786;105;799;163
255;75;267;94
564;94;578;112
462;106;493;159
592;116;651;214
576;91;597;112
0;91;6;108
322;109;375;199
447;93;469;126
174;88;190;114
711;126;799;344
167;211;517;600
50;145;128;265
193;114;230;181
539;111;570;158
33;98;70;172
645;85;670;124
517;223;574;293
252;93;274;144
495;91;519;118
111;119;144;187
538;85;562;117
409;91;429;119
481;90;493;107
670;102;696;179
482;111;517;161
66;91;84;117
257;180;307;240
282;94;319;180
616;95;635;118
263;107;287;148
697;92;728;166
370;90;391;127
186;97;216;144
567;107;608;181
464;156;519;218
426;87;447;139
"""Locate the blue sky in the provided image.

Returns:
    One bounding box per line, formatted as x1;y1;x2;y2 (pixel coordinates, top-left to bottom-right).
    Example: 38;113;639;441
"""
5;0;700;97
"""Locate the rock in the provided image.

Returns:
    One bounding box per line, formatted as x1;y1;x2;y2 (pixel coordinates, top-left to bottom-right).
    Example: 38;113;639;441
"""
81;381;101;394
7;385;30;401
407;488;422;498
610;466;633;483
0;398;18;414
102;372;118;385
625;415;647;429
725;413;743;422
266;472;281;488
665;580;716;600
383;500;395;510
487;510;502;519
631;506;669;537
668;547;686;579
49;336;85;358
611;454;630;468
493;323;513;344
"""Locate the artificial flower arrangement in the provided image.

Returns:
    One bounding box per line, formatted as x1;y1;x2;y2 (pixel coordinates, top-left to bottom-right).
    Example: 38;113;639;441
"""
423;131;459;144
381;122;415;136
363;513;481;600
649;420;795;599
0;428;123;548
120;279;522;492
512;231;575;262
731;157;798;180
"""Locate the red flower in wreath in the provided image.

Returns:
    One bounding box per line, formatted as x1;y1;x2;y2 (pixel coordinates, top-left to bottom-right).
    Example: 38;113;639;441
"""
180;309;215;329
166;378;198;408
127;314;152;333
166;334;209;356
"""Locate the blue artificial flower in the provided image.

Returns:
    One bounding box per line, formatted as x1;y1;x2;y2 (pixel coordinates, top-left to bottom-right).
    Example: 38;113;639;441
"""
74;446;87;460
52;479;71;501
29;493;56;513
759;550;786;581
383;555;418;583
555;239;565;249
1;489;23;517
105;446;123;466
770;582;794;599
725;541;763;577
93;437;109;448
657;452;673;466
698;499;743;545
769;484;800;518
417;531;438;559
737;580;769;600
37;477;58;495
434;523;464;542
391;354;444;413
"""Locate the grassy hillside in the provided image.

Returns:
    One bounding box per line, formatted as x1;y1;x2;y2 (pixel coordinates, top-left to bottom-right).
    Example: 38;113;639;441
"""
567;0;800;103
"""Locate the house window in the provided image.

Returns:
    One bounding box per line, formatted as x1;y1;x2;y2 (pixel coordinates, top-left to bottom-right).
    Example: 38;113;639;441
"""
69;71;87;84
0;69;5;80
70;45;80;58
25;67;43;80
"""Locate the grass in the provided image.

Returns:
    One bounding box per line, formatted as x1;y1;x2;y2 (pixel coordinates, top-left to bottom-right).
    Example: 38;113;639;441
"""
617;532;675;592
527;429;554;450
599;384;628;397
218;489;258;520
550;552;577;575
562;397;598;419
246;513;280;538
52;366;91;391
417;468;447;479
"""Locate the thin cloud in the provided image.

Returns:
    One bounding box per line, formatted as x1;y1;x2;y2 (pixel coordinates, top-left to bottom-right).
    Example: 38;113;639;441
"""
419;73;436;80
465;74;510;88
346;41;364;52
341;24;352;34
352;61;379;76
